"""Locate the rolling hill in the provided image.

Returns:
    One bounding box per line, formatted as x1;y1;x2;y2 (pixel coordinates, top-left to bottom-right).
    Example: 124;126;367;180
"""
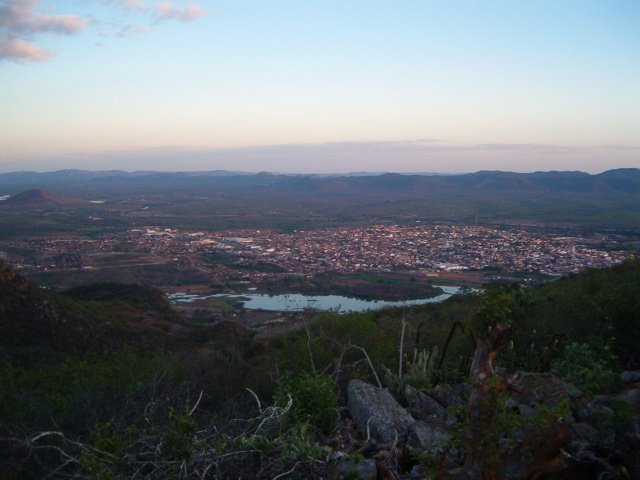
4;188;85;206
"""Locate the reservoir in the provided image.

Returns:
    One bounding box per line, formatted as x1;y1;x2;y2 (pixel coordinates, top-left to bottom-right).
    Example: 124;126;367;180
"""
168;286;462;313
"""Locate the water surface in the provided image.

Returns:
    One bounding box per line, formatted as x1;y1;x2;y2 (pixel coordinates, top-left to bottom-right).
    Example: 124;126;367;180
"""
168;286;461;313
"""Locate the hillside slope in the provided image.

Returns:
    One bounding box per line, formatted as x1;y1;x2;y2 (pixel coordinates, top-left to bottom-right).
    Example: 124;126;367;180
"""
4;188;85;206
0;261;181;363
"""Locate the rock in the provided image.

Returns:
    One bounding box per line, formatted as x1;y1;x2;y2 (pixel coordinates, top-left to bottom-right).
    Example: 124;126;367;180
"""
404;385;446;421
504;398;518;410
442;446;464;470
430;384;465;408
326;458;377;480
575;395;613;422
452;382;472;400
569;421;599;446
510;371;582;406
403;383;419;406
347;379;414;444
518;403;537;418
347;380;452;457
498;437;518;456
621;371;640;383
407;420;450;453
409;464;426;478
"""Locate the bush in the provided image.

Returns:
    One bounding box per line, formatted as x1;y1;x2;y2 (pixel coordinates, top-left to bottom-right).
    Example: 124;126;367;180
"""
552;342;619;395
274;372;338;435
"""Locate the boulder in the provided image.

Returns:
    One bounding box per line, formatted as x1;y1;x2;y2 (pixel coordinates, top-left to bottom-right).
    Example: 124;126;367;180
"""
563;391;640;477
347;380;451;454
621;370;640;384
408;420;450;454
510;371;582;406
430;384;465;409
404;384;446;421
347;379;414;444
576;394;617;420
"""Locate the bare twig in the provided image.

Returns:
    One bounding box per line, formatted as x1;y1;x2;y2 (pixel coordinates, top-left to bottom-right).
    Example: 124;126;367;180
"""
365;416;373;443
398;312;408;377
348;344;382;388
271;461;300;480
252;393;292;436
30;431;65;443
306;326;317;376
246;387;263;414
189;390;204;416
331;347;346;380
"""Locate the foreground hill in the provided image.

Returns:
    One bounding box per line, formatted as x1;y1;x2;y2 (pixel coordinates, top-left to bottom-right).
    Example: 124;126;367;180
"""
0;261;185;363
1;260;639;478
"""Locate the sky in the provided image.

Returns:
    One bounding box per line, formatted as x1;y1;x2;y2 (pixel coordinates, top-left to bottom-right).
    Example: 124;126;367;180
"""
0;0;639;174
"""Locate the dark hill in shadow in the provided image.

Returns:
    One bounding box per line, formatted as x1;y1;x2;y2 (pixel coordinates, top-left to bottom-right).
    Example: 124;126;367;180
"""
0;261;183;365
4;188;85;206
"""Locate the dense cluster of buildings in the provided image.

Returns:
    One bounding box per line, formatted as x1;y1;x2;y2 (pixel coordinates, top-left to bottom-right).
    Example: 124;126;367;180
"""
202;224;628;275
2;224;629;276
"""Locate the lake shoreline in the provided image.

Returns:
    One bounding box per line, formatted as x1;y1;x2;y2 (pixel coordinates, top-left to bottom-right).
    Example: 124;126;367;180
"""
168;286;463;313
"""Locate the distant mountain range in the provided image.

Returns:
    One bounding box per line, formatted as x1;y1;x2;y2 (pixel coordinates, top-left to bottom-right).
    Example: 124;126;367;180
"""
0;168;638;192
1;168;639;231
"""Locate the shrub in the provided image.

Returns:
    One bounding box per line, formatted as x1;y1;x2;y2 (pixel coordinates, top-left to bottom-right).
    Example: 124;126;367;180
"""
552;342;619;395
274;372;338;435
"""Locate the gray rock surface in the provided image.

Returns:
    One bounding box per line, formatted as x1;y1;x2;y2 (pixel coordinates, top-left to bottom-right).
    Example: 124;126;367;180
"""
348;379;414;444
404;384;446;421
347;379;451;453
430;384;465;408
621;370;640;383
408;420;450;454
511;371;582;406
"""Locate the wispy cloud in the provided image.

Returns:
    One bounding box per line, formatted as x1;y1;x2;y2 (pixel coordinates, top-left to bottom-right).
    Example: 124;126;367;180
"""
116;23;149;38
0;0;85;34
0;0;86;62
0;0;207;62
478;143;578;153
109;0;145;11
598;144;640;151
0;37;49;61
154;2;204;23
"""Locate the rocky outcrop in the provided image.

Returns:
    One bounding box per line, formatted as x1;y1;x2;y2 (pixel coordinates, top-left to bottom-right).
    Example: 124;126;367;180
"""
347;379;450;454
345;368;639;480
430;384;466;409
347;379;414;445
510;371;582;406
404;384;446;421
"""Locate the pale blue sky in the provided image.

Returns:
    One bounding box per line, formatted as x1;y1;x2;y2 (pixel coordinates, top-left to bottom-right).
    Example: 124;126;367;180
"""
1;0;639;173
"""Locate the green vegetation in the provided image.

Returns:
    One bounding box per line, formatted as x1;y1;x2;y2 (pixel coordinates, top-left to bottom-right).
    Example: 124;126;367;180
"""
2;169;640;236
257;271;443;301
274;372;338;435
1;259;639;477
552;342;619;395
64;282;172;310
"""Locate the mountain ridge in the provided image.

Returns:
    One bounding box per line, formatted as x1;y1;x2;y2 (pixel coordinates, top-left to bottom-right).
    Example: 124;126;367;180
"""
1;169;639;231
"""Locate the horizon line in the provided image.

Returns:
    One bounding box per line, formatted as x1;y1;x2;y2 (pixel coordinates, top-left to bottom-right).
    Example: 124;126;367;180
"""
1;167;639;176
